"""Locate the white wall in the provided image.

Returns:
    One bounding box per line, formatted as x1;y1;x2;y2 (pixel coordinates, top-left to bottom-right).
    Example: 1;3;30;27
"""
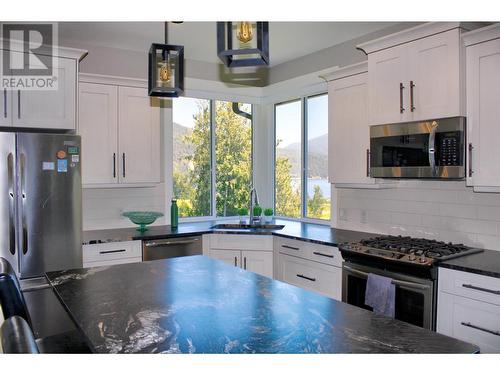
335;181;500;251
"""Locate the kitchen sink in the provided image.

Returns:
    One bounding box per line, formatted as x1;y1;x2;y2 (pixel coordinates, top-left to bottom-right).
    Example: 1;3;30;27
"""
211;223;285;231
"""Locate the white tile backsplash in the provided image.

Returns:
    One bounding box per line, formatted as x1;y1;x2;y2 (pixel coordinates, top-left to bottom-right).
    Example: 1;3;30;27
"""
336;180;500;251
82;183;168;230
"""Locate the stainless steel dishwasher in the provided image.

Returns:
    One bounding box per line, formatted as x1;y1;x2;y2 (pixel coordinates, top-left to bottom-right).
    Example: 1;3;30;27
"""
142;236;202;261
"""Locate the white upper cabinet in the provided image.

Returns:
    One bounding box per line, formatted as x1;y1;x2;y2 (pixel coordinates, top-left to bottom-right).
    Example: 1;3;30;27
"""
327;64;372;185
12;56;77;129
407;29;462;121
0;47;86;130
324;62;390;188
464;24;500;192
367;44;408;125
118;86;161;184
0;88;11;127
79;82;118;184
358;23;477;125
78;76;161;187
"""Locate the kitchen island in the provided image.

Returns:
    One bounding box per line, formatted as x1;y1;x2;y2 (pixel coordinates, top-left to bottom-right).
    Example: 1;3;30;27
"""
47;256;479;354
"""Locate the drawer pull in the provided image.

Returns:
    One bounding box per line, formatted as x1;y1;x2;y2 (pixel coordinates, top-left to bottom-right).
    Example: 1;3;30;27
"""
99;249;126;255
462;284;500;295
461;322;500;337
312;251;333;258
296;274;316;282
282;245;300;251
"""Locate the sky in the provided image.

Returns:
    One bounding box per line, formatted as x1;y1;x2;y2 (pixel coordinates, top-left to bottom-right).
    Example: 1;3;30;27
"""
275;94;328;148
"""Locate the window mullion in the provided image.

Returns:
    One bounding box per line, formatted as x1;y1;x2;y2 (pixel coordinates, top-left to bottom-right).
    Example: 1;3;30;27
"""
302;97;308;219
210;100;216;218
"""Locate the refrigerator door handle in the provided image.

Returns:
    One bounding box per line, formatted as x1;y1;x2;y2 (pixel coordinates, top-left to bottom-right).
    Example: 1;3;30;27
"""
7;153;15;255
20;153;28;255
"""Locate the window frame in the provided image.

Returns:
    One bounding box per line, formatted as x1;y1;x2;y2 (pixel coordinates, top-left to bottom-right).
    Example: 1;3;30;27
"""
273;92;330;223
173;97;254;222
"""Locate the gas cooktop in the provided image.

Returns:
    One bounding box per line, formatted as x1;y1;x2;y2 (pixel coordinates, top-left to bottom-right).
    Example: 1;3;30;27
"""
339;235;483;267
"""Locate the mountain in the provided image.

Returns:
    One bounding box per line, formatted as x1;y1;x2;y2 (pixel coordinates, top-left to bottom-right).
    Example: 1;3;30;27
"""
277;134;329;179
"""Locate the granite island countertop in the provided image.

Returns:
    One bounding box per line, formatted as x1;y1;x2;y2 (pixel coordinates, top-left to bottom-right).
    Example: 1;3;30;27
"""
83;218;375;247
46;256;479;354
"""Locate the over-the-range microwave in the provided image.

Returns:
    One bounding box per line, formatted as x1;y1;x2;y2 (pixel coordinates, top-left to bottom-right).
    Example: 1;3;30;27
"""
369;117;465;179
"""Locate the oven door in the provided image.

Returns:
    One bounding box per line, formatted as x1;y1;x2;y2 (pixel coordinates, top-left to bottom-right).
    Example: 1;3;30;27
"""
342;262;435;330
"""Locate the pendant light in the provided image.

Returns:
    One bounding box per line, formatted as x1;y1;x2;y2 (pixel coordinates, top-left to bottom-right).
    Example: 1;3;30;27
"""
217;22;269;68
148;22;184;97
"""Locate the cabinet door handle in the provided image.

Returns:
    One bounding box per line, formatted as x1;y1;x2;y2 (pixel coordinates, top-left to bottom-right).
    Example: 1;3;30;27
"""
3;89;7;118
122;153;126;178
99;249;126;255
468;143;474;177
282;244;299;251
312;251;333;258
462;283;500;295
461;322;500;337
234;256;237;267
243;257;247;270
113;153;116;178
410;80;416;112
17;90;21;119
296;274;316;282
366;149;370;177
399;82;405;113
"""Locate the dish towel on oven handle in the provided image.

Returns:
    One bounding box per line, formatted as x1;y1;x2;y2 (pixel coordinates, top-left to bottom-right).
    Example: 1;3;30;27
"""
364;273;396;318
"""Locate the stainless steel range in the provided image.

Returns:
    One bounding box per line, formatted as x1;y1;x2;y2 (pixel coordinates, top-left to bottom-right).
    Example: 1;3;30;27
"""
339;235;483;330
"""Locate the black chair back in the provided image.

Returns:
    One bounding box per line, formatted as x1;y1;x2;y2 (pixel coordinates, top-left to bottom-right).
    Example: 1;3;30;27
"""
0;316;39;354
0;258;32;326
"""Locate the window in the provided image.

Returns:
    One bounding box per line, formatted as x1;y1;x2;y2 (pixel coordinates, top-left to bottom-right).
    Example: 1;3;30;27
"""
173;97;253;219
274;94;330;221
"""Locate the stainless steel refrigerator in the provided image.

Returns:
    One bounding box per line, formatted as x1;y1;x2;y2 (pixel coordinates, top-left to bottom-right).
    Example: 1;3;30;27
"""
0;132;82;279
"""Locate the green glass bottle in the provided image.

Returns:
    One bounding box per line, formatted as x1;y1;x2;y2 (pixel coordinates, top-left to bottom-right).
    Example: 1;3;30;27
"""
170;199;179;229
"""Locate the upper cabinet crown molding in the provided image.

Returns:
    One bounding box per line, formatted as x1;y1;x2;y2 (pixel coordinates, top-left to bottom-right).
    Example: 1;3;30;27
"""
320;61;367;82
356;22;486;55
0;39;87;61
462;23;500;47
79;73;148;88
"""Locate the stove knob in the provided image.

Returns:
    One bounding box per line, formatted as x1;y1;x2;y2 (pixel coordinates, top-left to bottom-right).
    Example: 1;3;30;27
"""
419;255;427;264
408;254;416;261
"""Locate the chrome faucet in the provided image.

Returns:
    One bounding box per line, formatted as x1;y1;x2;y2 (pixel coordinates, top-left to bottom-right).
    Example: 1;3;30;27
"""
249;187;260;225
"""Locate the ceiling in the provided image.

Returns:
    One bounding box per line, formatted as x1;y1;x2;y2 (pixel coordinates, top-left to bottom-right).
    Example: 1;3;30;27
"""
59;22;397;67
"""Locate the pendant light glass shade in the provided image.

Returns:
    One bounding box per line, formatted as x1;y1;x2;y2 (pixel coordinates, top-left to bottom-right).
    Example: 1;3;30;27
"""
217;22;269;68
148;43;184;97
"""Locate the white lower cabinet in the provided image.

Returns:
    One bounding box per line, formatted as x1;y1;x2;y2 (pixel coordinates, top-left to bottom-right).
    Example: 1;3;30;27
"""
437;268;500;353
204;234;273;278
274;237;342;300
83;240;142;268
278;254;342;300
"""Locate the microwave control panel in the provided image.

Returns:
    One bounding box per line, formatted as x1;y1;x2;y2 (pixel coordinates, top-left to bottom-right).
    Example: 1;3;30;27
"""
437;132;462;166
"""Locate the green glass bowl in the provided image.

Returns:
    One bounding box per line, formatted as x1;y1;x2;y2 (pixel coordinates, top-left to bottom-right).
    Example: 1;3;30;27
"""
122;211;164;232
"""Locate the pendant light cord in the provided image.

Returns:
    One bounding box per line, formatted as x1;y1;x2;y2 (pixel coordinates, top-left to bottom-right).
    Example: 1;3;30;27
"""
164;21;168;44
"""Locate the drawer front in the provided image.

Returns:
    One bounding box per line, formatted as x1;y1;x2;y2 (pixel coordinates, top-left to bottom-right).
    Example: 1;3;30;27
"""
83;256;142;269
276;237;342;267
209;234;273;251
83;240;142;263
278;254;341;300
439;268;500;306
438;292;500;353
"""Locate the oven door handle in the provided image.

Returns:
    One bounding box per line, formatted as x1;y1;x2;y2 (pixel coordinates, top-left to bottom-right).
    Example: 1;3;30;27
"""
343;265;431;290
428;121;438;177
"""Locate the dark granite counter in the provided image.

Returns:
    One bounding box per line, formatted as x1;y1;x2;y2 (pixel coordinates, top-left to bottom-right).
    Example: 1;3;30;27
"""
47;256;479;354
440;249;500;279
83;219;374;247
